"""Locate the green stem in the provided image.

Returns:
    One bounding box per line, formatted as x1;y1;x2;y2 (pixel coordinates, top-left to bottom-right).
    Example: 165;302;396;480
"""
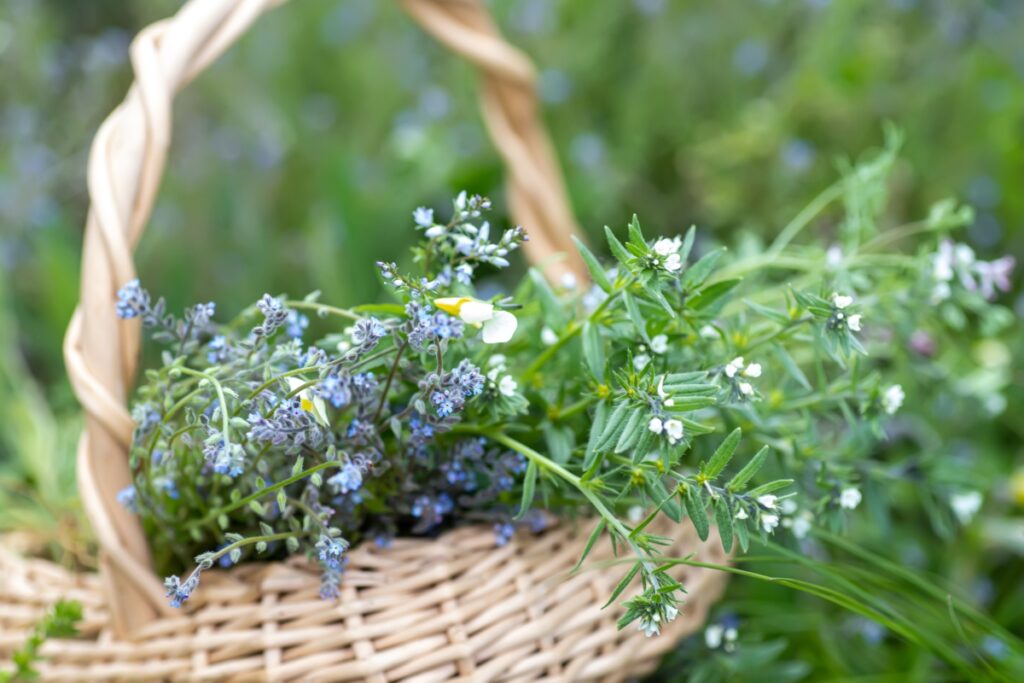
765;182;844;259
176;367;232;449
375;339;408;422
188;460;342;530
204;530;302;565
285;300;363;322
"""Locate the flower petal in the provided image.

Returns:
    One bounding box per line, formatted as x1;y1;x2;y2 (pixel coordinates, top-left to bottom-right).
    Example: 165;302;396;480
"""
434;297;469;316
481;310;517;344
458;300;495;324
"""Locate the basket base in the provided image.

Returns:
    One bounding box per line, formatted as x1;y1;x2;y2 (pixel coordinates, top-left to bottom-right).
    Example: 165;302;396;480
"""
1;520;728;681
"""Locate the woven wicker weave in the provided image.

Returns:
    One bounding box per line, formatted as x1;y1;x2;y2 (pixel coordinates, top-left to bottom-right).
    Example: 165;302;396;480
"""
0;0;729;679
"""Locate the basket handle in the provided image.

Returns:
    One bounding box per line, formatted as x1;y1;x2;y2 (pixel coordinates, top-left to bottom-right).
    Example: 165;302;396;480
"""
64;0;586;637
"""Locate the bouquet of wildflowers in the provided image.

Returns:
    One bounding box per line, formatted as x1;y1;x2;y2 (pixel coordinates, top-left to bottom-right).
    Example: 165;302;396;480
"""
117;135;1014;638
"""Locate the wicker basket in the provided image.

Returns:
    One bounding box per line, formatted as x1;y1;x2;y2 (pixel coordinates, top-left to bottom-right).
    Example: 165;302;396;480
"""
0;0;729;679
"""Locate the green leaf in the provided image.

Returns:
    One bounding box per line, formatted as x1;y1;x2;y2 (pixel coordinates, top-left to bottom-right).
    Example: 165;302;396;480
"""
603;561;642;608
745;299;791;325
714;497;734;553
514;460;538;520
581;321;605;382
248;501;264;516
529;268;566;327
596;401;630;452
727;446;770;491
584;402;609;470
678;225;696;264
773;344;812;391
291;456;304;478
747;479;794;497
684;486;710;541
574;520;606;571
604;226;632;265
704;428;742;478
735;518;750;552
688;278;742;311
680;247;726;291
276;490;288;514
614;408;645;454
622;291;649;342
573;236;612;293
627;214;646;250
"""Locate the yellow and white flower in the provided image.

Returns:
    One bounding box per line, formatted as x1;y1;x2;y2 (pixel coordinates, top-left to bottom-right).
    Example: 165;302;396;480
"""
286;377;329;427
434;297;518;344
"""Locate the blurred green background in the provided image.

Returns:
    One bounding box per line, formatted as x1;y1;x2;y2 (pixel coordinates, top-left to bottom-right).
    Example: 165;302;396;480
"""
2;0;1022;679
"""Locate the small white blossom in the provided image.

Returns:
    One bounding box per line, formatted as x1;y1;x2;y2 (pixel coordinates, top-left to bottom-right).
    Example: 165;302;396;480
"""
738;381;754;397
742;362;762;378
648;417;664;434
826;245;844;269
757;495;778;509
779;498;798;515
633;354;651;371
725;357;744;378
664;419;684;444
424;225;445;238
791;512;812;539
498;375;518;397
664;253;683;273
761;513;780;533
847;313;862;332
653;237;680;257
650;334;669;354
839;487;862;510
950;491;982;524
700;325;719;339
560;272;578;290
882;384;904;415
704;624;724;649
627;505;645;523
832;292;854;309
488;354;506;368
735;508;749;520
540;327;558;346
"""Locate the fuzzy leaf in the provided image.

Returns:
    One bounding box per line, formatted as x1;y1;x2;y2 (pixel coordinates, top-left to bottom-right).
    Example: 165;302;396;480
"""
582;321;605;382
680;247;726;292
603;561;642;608
704;428;742;479
584;402;609;470
574;519;606;571
614;408;645;454
622;291;649;342
727;445;770;491
573;236;612;293
515;460;538;520
714;497;734;553
689;278;741;311
605;226;632;265
684;487;710;541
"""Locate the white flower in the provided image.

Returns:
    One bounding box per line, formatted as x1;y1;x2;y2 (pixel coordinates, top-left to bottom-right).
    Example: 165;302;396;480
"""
664;419;684;444
434;297;517;344
648;417;664;434
633;354;651;371
488;354;507;368
950;491;982;524
780;498;798;515
839;487;862;510
738;381;754;397
735;508;749;520
650;334;669;354
742;362;762;378
424;225;445;239
761;513;780;533
704;624;724;649
540;326;558;346
498;375;518;397
627;505;645;523
653;237;679;257
560;272;578;290
725;356;744;378
882;384;904;415
757;495;778;510
847;313;862;332
639;616;661;638
832;293;854;309
286;377;329;427
699;327;719;342
826;245;844;269
664;253;683;273
791;513;812;540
